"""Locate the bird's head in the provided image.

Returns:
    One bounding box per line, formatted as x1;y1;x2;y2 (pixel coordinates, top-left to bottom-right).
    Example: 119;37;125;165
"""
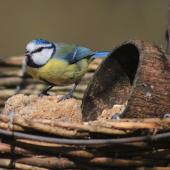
25;38;55;67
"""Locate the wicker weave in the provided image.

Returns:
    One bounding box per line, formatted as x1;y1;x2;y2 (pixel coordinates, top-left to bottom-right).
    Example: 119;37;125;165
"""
0;41;170;169
0;114;170;169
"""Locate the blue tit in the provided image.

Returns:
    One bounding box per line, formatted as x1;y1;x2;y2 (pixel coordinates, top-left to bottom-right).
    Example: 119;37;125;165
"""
25;38;109;101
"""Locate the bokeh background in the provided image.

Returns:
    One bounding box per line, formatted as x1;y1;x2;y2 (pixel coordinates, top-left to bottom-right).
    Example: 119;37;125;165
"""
0;0;168;57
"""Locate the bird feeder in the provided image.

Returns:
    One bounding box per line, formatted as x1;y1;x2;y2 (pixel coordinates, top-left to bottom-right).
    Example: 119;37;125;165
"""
0;40;170;169
82;40;170;121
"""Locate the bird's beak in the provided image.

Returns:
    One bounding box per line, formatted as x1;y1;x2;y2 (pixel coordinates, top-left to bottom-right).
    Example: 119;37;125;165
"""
25;52;31;58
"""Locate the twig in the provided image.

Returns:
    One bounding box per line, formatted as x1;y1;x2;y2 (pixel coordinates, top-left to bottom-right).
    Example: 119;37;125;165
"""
1;115;170;137
16;157;76;169
31;118;170;131
0;155;168;169
0;158;49;170
0;122;24;131
0;128;170;145
22;120;83;138
89;157;167;167
0;115;127;136
0;143;33;156
1;141;170;159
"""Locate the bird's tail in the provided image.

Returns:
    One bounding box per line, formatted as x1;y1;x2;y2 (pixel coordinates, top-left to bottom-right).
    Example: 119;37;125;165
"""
92;51;110;59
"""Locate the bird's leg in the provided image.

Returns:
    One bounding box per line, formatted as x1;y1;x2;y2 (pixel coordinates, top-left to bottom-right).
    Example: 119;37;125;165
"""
58;82;78;102
39;85;54;96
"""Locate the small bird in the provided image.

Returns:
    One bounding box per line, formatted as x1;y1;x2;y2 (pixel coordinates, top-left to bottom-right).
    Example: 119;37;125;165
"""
25;38;109;101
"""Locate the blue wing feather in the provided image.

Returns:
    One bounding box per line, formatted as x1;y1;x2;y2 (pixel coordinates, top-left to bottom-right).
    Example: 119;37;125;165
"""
52;43;93;64
92;51;109;58
52;43;109;64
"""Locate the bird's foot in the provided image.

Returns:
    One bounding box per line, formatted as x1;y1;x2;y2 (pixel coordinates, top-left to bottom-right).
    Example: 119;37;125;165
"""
163;113;170;118
38;85;53;97
38;92;50;97
111;113;121;120
58;93;73;102
58;82;78;102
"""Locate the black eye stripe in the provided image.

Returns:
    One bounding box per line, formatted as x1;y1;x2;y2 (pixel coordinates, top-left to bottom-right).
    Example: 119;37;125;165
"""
31;46;53;54
32;47;44;53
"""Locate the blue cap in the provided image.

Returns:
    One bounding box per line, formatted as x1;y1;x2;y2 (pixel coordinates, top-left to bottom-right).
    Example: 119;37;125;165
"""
32;38;50;45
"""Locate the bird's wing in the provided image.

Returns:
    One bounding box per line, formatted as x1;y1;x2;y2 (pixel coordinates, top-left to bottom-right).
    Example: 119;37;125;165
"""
53;43;94;64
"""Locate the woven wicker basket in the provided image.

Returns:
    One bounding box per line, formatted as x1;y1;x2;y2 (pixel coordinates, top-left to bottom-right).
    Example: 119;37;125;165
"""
0;115;170;169
0;40;170;170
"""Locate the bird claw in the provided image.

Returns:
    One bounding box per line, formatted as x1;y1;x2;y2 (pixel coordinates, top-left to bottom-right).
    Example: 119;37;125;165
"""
58;93;73;102
38;92;49;97
163;113;170;118
111;114;121;120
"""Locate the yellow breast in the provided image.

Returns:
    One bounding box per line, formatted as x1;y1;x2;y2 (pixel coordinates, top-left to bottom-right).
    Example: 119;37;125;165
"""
27;58;89;85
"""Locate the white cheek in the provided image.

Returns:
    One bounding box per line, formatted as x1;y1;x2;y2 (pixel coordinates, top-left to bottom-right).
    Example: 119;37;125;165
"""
32;49;53;65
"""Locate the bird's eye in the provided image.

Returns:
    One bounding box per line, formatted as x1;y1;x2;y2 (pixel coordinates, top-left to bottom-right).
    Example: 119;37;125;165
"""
33;47;44;53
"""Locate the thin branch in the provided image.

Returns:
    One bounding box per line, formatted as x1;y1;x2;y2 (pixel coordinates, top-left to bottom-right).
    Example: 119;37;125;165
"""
0;159;49;170
0;128;170;145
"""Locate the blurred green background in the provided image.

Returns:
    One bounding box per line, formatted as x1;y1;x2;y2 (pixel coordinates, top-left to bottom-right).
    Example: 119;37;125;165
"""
0;0;168;57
